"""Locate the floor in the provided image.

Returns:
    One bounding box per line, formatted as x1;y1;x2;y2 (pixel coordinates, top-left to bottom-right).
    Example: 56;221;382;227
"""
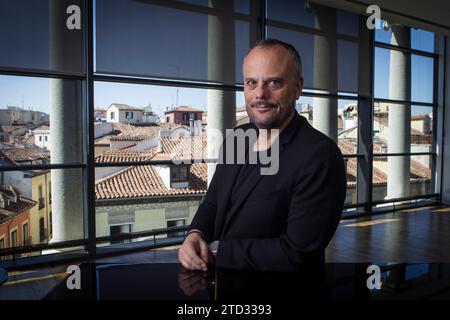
1;204;450;299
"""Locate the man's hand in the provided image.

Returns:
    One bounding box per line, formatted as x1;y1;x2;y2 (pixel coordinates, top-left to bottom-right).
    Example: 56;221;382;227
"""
178;232;214;271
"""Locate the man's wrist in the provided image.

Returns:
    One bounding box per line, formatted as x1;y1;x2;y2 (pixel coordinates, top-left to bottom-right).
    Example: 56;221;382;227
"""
186;229;205;240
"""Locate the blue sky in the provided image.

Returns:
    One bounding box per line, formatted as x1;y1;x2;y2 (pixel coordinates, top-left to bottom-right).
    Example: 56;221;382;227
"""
0;20;435;117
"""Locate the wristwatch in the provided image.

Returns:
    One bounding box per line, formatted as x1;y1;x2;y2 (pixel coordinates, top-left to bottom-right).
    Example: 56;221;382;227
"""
209;240;219;255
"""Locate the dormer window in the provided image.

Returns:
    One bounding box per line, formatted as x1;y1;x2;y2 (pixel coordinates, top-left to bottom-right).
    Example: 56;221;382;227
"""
170;165;189;188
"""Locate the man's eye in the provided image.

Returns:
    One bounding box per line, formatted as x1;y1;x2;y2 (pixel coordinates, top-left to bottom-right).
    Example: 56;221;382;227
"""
246;80;256;86
269;80;281;86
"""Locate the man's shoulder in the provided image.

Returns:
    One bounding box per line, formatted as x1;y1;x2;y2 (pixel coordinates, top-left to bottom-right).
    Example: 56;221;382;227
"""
292;120;343;157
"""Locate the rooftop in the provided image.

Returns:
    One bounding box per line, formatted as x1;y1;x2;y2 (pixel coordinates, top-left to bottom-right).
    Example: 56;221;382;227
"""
0;186;37;224
95;163;207;200
109;103;144;111
164;106;203;113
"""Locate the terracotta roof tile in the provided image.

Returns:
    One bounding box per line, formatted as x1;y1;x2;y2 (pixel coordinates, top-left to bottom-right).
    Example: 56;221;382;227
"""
158;136;207;161
0;147;50;163
95;163;207;199
165;106;203;113
95;149;157;163
0;186;37;223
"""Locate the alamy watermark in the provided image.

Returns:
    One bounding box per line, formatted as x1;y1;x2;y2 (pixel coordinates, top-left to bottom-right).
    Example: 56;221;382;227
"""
366;5;382;30
66;265;81;290
366;264;382;290
170;128;280;176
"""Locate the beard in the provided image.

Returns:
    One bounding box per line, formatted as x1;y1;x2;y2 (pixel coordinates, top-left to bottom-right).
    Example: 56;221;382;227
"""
246;99;295;129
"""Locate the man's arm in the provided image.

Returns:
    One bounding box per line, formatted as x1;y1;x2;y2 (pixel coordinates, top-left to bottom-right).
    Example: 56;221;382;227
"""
178;162;222;270
214;140;347;271
187;163;222;243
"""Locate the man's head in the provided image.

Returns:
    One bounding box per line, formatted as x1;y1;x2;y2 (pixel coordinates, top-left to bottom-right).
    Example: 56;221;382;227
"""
243;39;303;130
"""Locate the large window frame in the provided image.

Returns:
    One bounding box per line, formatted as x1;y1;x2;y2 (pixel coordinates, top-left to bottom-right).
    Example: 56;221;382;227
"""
0;0;444;264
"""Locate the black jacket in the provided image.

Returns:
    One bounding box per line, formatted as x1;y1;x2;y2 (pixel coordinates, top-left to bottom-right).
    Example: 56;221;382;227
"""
189;112;347;271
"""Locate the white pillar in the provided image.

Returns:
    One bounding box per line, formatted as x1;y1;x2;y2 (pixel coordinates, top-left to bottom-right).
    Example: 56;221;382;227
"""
49;0;84;242
207;0;236;184
387;24;411;199
312;5;338;143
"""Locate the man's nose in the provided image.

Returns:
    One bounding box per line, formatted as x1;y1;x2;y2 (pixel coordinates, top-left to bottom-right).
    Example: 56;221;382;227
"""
255;83;268;100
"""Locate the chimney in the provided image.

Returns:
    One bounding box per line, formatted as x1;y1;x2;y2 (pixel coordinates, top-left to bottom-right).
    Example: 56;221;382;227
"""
189;118;194;136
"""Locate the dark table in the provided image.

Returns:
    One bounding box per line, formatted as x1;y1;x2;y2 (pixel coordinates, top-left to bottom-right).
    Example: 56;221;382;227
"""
44;262;450;300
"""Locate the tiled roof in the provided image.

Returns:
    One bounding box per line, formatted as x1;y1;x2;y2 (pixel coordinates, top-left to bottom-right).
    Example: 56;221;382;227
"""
165;106;203;113
95;163;207;199
113;123;161;139
0;186;37;223
411;114;430;121
110;134;152;141
14;134;35;145
109;103;144;111
0;147;50;163
0;125;27;134
158;136;207;161
95;149;157;163
33;125;50;131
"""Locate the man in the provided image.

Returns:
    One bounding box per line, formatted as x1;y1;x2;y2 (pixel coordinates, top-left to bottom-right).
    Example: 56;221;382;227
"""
178;39;346;272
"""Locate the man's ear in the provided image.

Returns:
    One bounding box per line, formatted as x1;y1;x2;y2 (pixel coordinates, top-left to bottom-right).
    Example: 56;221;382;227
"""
295;77;304;99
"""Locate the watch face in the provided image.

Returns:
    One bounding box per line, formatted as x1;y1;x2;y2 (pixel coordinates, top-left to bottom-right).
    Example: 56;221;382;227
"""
209;241;219;253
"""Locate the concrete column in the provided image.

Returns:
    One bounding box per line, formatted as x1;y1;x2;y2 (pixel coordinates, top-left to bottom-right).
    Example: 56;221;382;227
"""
312;5;338;143
49;0;84;242
387;25;411;199
207;0;236;184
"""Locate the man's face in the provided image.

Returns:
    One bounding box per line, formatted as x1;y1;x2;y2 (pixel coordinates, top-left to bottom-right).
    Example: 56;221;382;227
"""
243;45;303;130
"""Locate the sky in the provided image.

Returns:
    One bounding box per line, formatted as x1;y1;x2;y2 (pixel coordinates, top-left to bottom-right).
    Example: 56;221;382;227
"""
0;16;435;118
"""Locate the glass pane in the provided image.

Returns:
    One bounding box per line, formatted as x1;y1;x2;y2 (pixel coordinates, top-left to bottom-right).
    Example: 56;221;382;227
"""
0;168;85;257
373;103;433;154
376;20;435;53
0;75;85;165
296;96;358;154
372;155;433;202
174;0;250;14
344;156;357;205
95;165;205;243
95;0;250;85
267;0;359;37
267;27;361;93
375;48;434;103
0;0;85;74
411;28;435;53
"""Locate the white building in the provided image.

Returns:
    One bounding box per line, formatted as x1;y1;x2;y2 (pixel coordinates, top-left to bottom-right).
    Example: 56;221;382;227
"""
33;125;50;150
106;104;144;124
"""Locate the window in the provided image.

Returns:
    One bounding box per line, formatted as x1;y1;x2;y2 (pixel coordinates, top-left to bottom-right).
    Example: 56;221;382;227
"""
39;217;46;242
0;0;442;263
125;111;134;119
49;212;52;237
11;230;18;247
23;223;29;245
171;166;189;182
167;219;186;238
109;224;132;244
0;237;4;249
38;185;45;209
